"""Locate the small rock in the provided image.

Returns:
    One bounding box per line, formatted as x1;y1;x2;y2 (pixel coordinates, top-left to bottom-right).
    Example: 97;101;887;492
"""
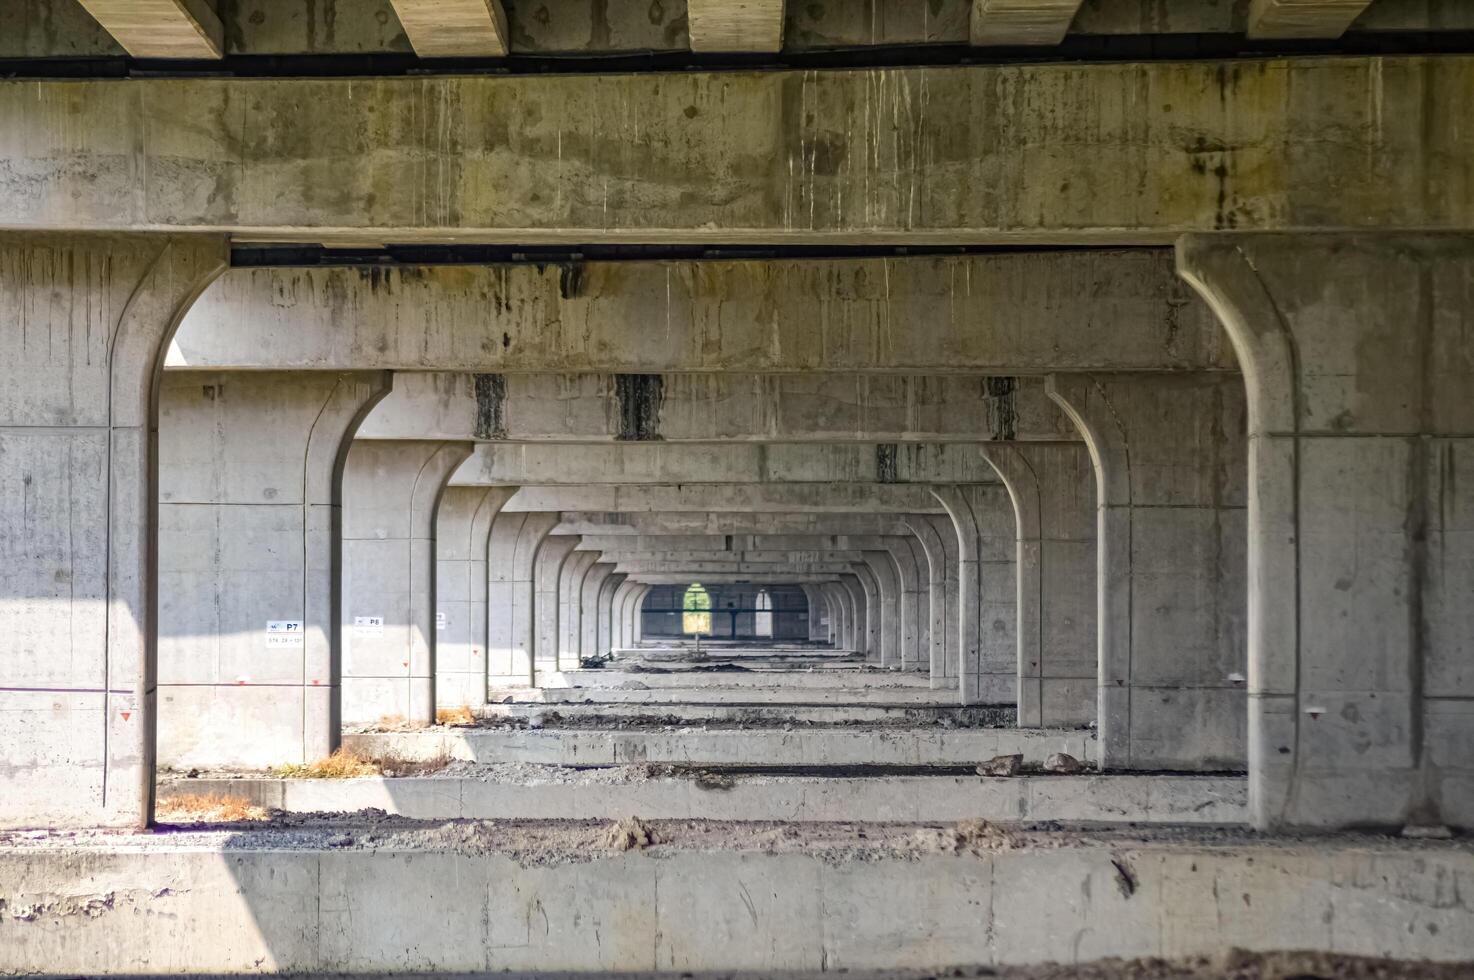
1402;824;1455;840
976;753;1023;777
1044;752;1084;774
326;833;353;848
186;768;200;778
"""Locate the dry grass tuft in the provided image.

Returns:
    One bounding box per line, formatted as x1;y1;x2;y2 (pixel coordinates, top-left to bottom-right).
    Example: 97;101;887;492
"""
274;747;452;779
156;793;270;823
436;704;476;726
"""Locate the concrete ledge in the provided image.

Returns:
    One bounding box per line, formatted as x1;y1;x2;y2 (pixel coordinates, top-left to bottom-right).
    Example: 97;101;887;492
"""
2;834;1471;973
476;702;1016;725
163;773;1246;824
495;686;957;705
342;727;1097;767
548;668;938;689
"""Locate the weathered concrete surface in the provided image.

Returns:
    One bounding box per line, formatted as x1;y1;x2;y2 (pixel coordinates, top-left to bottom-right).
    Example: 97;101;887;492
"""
1179;232;1474;832
5;59;1473;240
485;510;557;686
342;725;1095;766
167;772;1247;823
434;486;516;708
157;370;390;769
477;701;1014;725
1048;373;1248;771
360;371;1075;443
0;232;227;830
340;440;472;726
174;253;1228;373
4;833;1471;973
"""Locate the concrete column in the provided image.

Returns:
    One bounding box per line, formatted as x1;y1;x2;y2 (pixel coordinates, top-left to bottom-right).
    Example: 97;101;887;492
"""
611;578;642;650
1180;233;1474;832
859;551;902;668
580;563;618;658
801;584;827;642
597;571;628;656
839;574;867;655
1047;373;1247;770
850;563;882;662
532;534;580;683
931;487;1008;704
982;443;1098;729
904;517;950;686
0;233;226;829
486;510;556;687
341;440;473;727
631;584;651;644
558;551;601;668
157;370;390;769
882;539;925;670
435;486;516;709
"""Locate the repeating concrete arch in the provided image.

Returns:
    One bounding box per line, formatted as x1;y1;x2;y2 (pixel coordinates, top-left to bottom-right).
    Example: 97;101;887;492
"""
558;550;602;669
596;571;628;657
858;552;901;668
340;439;474;728
434;485;516;710
979;443;1097;729
880;539;925;671
155;370;392;769
487;510;559;687
903;516;951;689
579;563;619;660
532;534;581;683
930;487;983;703
849;562;882;662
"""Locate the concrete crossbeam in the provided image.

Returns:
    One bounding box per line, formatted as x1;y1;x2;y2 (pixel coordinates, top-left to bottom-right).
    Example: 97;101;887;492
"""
74;0;222;58
389;0;509;56
687;0;785;52
6;58;1468;239
971;0;1085;45
1247;0;1374;38
504;484;952;513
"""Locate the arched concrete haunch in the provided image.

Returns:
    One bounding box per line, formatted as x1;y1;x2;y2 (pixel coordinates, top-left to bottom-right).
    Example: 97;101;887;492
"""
157;370;391;768
0;233;227;830
436;486;516;709
597;571;628;657
931;485;1017;705
849;562;881;662
859;552;901;668
980;443;1097;729
341;440;473;727
1046;374;1247;770
580;563;619;660
838;575;867;655
630;584;651;645
486;510;557;687
1179;232;1474;832
558;551;601;668
882;539;926;670
610;578;642;651
532;534;580;683
903;516;951;688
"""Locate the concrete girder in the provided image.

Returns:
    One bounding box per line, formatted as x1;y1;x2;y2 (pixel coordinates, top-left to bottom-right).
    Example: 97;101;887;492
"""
0;232;228;830
172;253;1228;374
687;0;784;52
970;0;1085;46
455;441;1007;486
593;550;867;564
1247;0;1374;38
5;59;1469;240
625;573;843;585
504;484;953;514
613;560;862;575
358;371;1076;444
574;534;923;553
340;439;474;727
435;486;516;708
74;0;222;58
553;513;928;536
156;370;391;770
389;0;509;56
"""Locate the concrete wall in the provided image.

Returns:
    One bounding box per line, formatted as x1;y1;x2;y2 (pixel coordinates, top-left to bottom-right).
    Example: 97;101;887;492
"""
157;370;389;769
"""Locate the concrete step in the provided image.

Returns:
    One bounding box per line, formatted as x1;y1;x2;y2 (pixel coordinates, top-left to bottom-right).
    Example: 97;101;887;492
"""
164;770;1246;824
546;668;938;690
491;686;957;706
473;701;1017;727
343;726;1096;767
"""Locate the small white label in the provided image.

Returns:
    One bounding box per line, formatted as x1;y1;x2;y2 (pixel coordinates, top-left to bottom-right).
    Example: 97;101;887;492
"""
265;620;304;647
354;615;384;636
435;612;448;631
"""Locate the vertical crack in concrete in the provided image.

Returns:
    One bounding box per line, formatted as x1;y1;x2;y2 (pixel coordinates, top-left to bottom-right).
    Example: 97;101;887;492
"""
473;373;508;440
615;374;665;441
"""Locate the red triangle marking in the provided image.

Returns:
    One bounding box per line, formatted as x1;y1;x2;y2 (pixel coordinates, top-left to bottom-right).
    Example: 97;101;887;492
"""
120;711;131;721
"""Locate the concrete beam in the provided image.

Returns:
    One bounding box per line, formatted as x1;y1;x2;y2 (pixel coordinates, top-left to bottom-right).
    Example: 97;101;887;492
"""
502;484;953;513
616;561;857;575
172;252;1227;375
390;0;509;57
687;0;785;52
5;58;1468;239
553;513;928;535
74;0;222;58
358;372;1076;443
628;573;842;585
454;441;1006;486
971;0;1085;46
1247;0;1374;38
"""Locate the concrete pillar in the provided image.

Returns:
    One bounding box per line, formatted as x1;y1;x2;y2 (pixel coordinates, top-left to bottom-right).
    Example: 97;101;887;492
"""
486;510;556;687
157;370;390;769
558;550;601;668
932;485;1016;704
839;575;867;654
801;584;827;642
341;440;473;727
859;551;902;667
631;584;651;644
612;578;642;650
580;562;618;658
532;534;580;683
597;571;628;656
981;443;1098;729
436;486;516;709
882;539;925;670
1180;232;1474;832
850;563;882;662
904;517;950;686
1047;373;1247;770
0;233;226;829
